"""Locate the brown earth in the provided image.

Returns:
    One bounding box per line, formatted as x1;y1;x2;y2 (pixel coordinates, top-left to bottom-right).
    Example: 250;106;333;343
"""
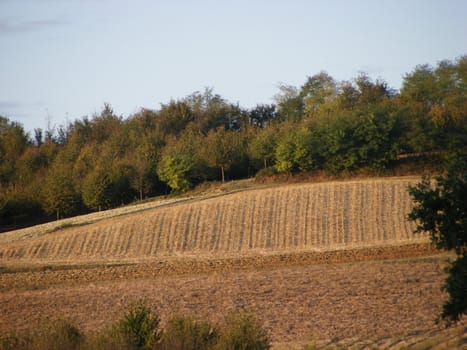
1;178;466;348
1;244;466;349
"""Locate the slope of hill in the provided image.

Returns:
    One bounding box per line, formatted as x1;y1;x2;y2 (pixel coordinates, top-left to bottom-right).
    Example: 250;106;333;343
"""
0;177;427;266
2;177;466;349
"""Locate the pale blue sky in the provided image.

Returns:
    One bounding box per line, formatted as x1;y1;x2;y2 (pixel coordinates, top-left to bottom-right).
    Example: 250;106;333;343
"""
1;0;466;133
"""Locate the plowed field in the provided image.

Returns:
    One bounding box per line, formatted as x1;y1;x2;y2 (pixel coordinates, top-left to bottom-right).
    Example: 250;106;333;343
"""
0;178;425;265
1;178;465;349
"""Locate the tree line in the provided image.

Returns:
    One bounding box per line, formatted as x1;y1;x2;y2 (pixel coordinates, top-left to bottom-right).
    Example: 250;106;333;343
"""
1;56;466;227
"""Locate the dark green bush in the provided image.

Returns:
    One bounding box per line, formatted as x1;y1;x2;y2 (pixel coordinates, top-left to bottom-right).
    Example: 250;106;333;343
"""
114;301;161;350
0;306;273;350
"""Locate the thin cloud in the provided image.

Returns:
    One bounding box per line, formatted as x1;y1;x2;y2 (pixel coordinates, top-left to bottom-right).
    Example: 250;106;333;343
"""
0;100;22;109
0;17;67;35
0;100;46;118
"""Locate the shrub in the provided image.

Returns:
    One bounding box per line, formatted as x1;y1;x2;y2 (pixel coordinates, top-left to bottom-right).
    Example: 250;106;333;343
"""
0;334;31;350
114;301;161;350
254;167;277;181
216;313;270;350
34;319;84;350
161;315;218;350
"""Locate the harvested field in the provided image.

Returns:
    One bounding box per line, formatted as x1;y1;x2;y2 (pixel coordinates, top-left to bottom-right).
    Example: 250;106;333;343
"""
0;252;465;349
1;177;465;348
0;178;425;265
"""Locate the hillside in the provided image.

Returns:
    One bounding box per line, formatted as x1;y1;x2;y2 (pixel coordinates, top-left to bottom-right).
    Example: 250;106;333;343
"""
1;177;426;266
2;177;466;349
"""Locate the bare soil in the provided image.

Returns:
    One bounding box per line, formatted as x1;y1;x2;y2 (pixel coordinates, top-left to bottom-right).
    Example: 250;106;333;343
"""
1;178;465;348
1;244;465;349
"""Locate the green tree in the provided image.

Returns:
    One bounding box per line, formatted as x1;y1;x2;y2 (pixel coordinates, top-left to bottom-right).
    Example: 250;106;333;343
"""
157;153;195;193
216;313;270;350
82;165;132;211
248;104;278;128
248;126;279;170
274;127;314;173
185;88;241;132
126;137;161;201
203;128;245;182
161;316;218;350
273;84;304;122
300;71;337;120
0;116;30;185
157;100;194;137
408;153;467;323
399;56;467;153
115;301;161;350
42;164;80;220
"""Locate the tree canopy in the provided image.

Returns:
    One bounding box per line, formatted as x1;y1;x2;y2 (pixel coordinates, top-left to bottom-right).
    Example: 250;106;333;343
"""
0;56;465;228
408;153;467;323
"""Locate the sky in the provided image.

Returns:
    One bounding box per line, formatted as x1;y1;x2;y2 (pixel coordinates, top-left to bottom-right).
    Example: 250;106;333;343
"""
1;0;466;134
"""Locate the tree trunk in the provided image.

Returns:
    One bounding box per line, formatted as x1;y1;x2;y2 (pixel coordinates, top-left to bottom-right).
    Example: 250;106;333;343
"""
221;165;225;183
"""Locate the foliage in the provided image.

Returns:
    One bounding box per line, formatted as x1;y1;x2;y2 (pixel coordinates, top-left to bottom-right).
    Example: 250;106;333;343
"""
274;127;314;173
157;153;195;193
247;104;278;128
114;301;161;350
441;254;467;322
301;71;338;119
161;315;218;350
0;306;274;350
34;319;84;350
203;128;247;182
1;57;466;227
82;167;114;211
400;56;467;153
408;153;467;323
0;319;84;350
215;312;271;350
42;164;80;220
273;84;303;122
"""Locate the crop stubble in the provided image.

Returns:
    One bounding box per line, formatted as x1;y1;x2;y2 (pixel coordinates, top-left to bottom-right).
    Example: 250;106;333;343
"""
0;178;425;265
1;178;465;348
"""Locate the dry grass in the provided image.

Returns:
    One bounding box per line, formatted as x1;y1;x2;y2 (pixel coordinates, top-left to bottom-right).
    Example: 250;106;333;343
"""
0;177;425;266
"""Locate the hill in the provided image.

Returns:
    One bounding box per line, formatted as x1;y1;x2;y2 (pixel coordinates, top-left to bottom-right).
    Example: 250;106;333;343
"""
0;177;426;266
1;177;466;349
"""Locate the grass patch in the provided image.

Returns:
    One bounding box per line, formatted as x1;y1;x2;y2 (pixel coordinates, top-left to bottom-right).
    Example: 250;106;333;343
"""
0;302;272;350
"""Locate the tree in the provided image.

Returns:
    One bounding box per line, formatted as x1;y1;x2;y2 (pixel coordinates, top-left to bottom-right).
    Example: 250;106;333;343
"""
216;313;270;350
115;301;161;350
82;164;133;211
42;164;80;220
203;128;245;182
400;56;467;153
184;88;240;132
274;127;314;173
300;71;337;120
157;153;195;193
161;316;218;350
0;117;29;185
157;99;194;136
248;104;278;128
248;126;279;170
273;84;304;122
408;153;467;323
